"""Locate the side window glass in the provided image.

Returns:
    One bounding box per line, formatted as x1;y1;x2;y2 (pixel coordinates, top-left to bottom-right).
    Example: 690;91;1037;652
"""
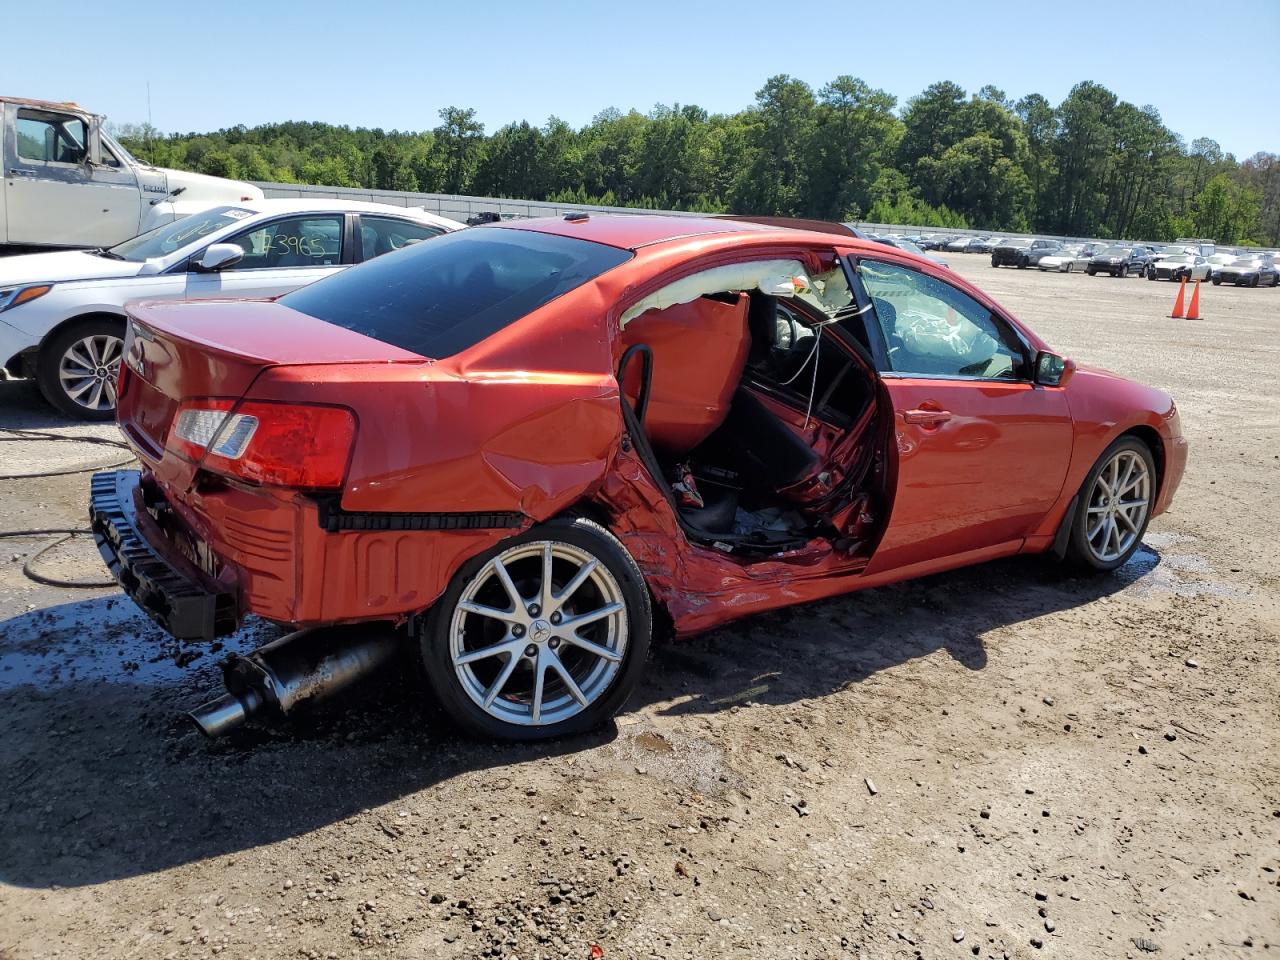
358;216;443;261
16;110;88;164
857;260;1027;380
223;216;343;269
100;142;122;168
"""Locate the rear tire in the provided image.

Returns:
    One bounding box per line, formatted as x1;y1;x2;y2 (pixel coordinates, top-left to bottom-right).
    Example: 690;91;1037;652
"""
36;318;124;421
1064;437;1156;573
419;516;651;741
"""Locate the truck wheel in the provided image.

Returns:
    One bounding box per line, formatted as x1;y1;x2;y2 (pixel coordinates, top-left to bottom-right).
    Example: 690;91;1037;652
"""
1064;437;1156;573
419;516;651;741
37;318;125;421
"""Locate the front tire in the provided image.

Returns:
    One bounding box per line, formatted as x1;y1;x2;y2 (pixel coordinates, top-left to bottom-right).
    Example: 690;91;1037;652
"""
1065;437;1156;572
1119;265;1129;278
420;516;651;740
36;318;124;421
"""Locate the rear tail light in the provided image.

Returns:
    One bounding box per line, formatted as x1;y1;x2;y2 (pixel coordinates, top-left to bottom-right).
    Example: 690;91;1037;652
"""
167;399;356;488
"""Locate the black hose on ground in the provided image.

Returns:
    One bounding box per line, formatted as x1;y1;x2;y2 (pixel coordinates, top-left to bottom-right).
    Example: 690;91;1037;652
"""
0;427;135;587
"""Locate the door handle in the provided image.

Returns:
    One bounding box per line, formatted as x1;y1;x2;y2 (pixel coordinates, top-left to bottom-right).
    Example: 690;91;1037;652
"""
904;408;952;425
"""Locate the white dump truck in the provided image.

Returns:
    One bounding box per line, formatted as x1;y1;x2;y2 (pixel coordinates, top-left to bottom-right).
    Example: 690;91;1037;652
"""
1;96;263;254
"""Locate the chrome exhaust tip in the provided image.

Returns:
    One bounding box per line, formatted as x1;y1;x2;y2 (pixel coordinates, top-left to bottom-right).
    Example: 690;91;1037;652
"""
188;692;253;737
187;625;403;738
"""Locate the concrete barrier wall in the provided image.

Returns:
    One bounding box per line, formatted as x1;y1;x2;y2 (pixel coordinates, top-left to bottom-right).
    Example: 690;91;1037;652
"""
253;182;704;224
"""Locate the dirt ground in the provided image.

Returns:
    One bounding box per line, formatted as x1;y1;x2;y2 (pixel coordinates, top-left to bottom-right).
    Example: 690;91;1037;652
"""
1;258;1277;960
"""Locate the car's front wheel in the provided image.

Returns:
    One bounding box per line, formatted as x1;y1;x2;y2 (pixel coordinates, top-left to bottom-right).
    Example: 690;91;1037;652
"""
420;517;651;740
37;318;124;421
1065;437;1156;572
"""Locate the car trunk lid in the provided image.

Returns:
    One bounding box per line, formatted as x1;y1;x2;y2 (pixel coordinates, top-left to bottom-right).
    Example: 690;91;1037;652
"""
118;299;423;471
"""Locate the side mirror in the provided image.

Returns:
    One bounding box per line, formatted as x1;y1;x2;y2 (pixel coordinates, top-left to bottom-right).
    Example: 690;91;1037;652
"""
1035;351;1074;387
194;243;245;273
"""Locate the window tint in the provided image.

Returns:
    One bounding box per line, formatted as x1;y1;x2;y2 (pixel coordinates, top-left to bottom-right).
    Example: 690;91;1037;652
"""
16;110;87;164
224;216;343;269
281;227;632;359
858;260;1027;379
358;216;443;261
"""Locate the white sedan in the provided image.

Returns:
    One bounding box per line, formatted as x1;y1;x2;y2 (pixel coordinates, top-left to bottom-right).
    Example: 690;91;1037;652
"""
0;200;463;419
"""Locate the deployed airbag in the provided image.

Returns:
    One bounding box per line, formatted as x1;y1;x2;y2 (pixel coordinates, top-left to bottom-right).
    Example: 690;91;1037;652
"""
620;294;751;456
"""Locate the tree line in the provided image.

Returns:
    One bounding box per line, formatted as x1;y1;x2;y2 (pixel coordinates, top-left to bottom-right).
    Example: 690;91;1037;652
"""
115;77;1279;247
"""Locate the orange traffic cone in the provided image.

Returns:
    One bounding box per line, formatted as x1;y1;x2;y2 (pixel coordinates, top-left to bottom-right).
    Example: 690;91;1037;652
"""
1186;279;1202;320
1169;277;1187;318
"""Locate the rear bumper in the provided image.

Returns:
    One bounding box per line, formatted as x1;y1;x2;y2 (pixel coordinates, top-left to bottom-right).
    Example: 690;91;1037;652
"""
89;470;238;640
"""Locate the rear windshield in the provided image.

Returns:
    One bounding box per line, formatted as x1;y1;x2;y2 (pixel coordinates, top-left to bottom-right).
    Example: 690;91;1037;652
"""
281;228;632;359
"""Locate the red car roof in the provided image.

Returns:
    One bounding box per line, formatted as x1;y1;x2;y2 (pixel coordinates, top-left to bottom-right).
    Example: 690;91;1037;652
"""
500;214;771;250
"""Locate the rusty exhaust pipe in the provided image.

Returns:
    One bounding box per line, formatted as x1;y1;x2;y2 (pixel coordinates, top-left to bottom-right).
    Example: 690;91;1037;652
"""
188;624;404;737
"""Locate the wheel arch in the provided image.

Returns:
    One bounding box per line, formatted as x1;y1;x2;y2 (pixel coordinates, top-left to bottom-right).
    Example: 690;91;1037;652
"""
38;309;128;358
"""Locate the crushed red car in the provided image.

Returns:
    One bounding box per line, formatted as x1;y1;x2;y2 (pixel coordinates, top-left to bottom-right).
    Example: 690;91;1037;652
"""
90;214;1188;740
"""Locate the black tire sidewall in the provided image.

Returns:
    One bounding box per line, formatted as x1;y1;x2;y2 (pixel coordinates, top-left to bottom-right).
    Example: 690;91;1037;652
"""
420;516;652;741
1066;436;1157;572
37;318;124;421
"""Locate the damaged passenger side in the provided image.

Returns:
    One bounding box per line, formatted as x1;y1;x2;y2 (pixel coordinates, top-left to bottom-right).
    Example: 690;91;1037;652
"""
615;256;885;559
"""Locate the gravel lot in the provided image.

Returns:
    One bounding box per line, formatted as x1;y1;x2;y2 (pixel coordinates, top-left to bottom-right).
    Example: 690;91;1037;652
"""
1;258;1277;960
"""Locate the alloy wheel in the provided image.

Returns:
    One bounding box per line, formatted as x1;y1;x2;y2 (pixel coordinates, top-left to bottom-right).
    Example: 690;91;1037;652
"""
58;334;122;413
448;541;628;727
1084;449;1151;563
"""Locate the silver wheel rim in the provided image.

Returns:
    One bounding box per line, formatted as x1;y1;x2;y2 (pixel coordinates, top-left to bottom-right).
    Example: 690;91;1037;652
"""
59;334;122;412
449;540;628;727
1085;450;1151;563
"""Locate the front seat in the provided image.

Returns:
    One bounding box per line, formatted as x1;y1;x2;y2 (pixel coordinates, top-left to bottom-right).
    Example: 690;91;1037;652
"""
705;388;821;491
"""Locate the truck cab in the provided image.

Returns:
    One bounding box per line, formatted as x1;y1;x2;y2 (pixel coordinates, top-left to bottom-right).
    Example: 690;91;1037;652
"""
2;96;263;254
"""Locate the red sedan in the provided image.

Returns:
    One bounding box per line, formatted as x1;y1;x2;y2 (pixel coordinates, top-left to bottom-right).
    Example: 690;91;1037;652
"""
91;214;1187;740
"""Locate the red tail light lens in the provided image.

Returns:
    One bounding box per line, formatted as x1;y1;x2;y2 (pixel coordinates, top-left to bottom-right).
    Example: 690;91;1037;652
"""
167;399;356;488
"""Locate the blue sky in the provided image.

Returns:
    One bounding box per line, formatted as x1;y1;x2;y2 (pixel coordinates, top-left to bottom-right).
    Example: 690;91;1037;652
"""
4;0;1277;158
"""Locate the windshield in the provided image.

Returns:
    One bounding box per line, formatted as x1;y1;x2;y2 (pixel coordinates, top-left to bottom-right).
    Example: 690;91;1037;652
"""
1229;258;1259;266
1162;255;1193;264
1004;239;1032;248
1098;246;1130;257
281;227;633;359
109;207;255;261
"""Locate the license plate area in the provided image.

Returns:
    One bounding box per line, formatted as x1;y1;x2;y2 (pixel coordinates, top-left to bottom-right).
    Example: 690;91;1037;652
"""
141;484;222;581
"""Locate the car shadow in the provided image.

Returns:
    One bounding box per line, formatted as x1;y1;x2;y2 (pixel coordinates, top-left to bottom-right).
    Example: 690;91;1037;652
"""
0;547;1158;889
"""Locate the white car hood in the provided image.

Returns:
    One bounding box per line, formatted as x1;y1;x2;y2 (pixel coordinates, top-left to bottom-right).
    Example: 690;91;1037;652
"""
158;167;264;204
0;251;144;287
